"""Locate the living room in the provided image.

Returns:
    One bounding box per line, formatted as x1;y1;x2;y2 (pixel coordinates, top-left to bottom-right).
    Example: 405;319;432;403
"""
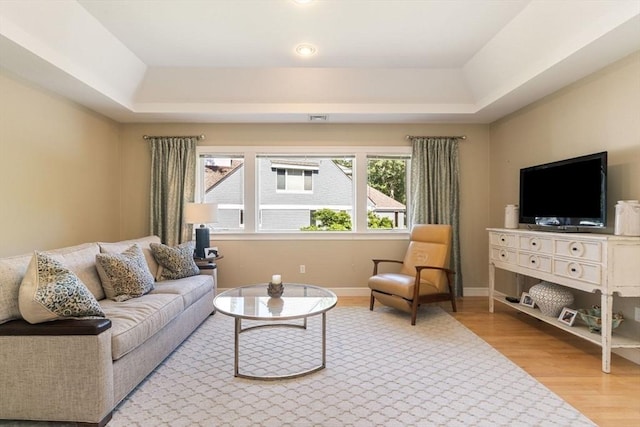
1;1;639;426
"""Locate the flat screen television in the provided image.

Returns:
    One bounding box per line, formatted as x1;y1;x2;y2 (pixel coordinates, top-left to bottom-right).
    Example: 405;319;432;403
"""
519;151;607;229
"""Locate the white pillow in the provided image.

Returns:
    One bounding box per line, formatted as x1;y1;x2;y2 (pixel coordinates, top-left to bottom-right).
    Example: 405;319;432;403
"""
18;252;105;324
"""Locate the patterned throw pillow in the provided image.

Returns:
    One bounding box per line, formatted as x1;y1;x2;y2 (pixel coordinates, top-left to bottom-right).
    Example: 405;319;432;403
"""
18;252;105;324
95;244;155;302
149;241;200;280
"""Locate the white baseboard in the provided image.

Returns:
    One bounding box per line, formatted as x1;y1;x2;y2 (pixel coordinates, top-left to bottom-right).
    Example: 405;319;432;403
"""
462;287;489;297
286;287;490;297
217;286;489;297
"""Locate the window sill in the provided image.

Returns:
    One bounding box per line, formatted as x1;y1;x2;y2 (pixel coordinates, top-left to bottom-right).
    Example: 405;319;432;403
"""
209;231;410;241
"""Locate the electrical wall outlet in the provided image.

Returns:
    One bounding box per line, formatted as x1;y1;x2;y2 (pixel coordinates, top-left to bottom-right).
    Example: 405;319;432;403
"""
635;307;640;322
299;265;306;274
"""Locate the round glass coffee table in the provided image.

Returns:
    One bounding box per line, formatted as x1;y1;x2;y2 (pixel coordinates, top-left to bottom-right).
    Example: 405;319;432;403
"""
213;283;338;380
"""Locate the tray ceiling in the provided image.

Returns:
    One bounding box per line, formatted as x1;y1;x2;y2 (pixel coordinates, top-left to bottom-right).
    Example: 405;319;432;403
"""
1;0;638;123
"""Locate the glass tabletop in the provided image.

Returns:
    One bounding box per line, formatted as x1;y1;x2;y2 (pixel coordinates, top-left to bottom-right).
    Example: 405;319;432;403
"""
213;283;337;321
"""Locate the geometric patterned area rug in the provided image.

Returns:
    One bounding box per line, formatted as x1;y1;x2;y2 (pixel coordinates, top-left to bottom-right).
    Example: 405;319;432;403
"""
110;306;595;427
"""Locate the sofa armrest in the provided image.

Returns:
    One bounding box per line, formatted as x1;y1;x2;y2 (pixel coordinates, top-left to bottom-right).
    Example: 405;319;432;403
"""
0;318;111;336
0;319;114;424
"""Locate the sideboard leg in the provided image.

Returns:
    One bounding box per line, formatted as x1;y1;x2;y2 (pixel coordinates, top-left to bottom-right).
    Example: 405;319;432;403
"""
601;293;613;374
489;263;495;313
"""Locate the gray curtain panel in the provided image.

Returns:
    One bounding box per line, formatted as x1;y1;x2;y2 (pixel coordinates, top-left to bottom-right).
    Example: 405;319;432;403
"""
409;137;463;296
149;137;197;246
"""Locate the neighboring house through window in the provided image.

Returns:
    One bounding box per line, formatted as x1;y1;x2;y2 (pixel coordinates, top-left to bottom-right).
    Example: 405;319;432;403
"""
259;156;352;231
195;147;410;234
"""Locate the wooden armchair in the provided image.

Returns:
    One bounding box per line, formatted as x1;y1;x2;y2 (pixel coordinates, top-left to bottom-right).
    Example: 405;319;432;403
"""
368;224;457;325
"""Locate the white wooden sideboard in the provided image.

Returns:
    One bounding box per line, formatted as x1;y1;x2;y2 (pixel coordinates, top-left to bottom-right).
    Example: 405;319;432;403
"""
487;228;640;373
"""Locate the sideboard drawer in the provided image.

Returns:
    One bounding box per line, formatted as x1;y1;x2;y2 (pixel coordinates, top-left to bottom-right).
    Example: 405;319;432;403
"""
519;235;553;254
553;258;602;285
490;232;517;248
518;252;552;273
490;247;517;265
554;239;602;262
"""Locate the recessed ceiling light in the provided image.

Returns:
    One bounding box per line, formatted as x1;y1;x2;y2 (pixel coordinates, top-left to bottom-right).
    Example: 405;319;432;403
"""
292;0;313;4
309;114;327;122
295;43;317;57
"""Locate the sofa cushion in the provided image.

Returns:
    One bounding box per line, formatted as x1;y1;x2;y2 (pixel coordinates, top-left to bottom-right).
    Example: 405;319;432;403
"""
45;242;104;300
151;274;213;309
100;293;183;360
0;253;33;324
99;236;162;280
150;241;200;280
96;245;155;302
18;252;105;324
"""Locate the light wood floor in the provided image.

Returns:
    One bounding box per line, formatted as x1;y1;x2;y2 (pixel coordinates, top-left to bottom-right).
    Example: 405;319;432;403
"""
338;296;640;427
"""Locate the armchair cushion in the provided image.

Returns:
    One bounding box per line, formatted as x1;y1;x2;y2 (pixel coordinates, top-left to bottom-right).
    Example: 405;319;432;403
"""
400;244;449;293
368;273;439;299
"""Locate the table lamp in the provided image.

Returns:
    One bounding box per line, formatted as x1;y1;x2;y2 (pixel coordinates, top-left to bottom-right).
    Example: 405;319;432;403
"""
184;202;218;259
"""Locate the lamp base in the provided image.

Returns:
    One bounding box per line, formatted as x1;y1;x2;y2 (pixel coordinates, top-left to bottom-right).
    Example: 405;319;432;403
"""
194;227;210;259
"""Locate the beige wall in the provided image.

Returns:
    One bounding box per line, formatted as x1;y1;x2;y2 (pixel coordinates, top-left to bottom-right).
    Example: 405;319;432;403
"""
119;123;490;291
0;72;122;257
0;68;490;292
489;52;640;229
489;52;640;359
2;51;636;296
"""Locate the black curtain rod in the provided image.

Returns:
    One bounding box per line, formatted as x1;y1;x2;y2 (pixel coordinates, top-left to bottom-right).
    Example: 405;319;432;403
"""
405;135;466;140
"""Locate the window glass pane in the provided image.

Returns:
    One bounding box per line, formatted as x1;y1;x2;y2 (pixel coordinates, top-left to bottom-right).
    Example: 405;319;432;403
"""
304;170;312;191
276;169;285;190
286;169;305;191
367;156;408;230
258;155;354;231
198;155;244;231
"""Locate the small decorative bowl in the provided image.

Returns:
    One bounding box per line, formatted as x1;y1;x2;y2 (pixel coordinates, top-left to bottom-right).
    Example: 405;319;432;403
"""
577;307;623;333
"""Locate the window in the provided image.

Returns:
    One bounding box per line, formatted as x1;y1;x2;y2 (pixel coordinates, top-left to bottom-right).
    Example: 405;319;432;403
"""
258;155;352;231
195;147;410;234
367;155;409;230
196;154;245;231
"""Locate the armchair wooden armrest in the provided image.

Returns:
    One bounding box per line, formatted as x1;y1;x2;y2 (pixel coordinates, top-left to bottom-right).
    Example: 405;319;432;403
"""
415;265;455;276
371;258;403;274
414;265;456;286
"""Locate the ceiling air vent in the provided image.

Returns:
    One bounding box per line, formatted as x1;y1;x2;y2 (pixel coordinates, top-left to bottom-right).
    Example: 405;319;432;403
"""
308;114;328;122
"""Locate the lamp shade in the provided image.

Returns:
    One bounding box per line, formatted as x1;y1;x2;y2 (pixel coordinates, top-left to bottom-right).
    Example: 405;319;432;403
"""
184;202;217;225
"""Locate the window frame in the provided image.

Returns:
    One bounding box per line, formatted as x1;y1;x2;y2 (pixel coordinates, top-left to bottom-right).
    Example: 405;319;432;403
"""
195;146;411;239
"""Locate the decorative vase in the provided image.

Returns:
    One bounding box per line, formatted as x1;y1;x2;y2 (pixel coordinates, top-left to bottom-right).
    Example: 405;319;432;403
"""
267;282;284;298
504;204;519;229
528;281;574;317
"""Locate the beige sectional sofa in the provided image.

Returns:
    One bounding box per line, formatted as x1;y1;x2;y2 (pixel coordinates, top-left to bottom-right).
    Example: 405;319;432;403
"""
0;236;215;426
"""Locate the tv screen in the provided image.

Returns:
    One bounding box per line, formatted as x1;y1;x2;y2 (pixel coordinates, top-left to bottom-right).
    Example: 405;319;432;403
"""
519;152;607;228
